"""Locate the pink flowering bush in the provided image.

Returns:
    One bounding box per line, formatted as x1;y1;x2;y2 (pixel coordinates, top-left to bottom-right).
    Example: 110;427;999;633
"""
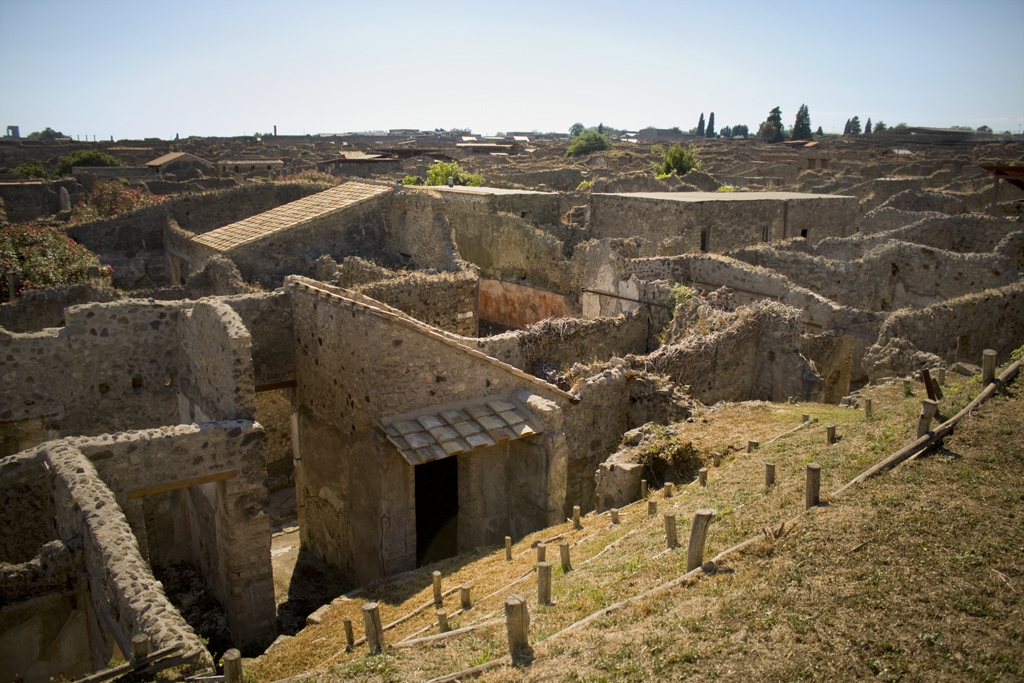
1;223;111;298
69;181;166;223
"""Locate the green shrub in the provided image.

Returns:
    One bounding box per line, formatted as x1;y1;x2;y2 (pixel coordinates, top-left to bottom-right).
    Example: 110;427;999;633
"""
657;143;702;177
402;175;424;185
425;161;482;187
1;223;111;298
70;181;166;223
716;185;737;192
566;130;612;157
667;283;695;314
14;161;47;178
55;150;123;176
650;144;664;155
576;179;594;190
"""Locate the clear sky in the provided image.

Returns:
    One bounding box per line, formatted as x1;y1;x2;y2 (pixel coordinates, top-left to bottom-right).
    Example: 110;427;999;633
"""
1;0;1022;140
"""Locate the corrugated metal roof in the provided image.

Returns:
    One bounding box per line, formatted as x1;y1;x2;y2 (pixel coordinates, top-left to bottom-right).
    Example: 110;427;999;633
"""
191;181;391;253
381;396;541;466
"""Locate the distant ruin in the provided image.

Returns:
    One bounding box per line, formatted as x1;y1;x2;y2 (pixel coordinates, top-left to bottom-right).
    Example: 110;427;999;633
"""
2;132;1023;681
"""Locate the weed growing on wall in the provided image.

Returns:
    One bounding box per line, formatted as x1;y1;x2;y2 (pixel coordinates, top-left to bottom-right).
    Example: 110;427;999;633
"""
402;175;423;185
69;181;166;223
14;161;47;178
1;223;111;297
666;283;695;315
426;161;483;187
278;170;338;185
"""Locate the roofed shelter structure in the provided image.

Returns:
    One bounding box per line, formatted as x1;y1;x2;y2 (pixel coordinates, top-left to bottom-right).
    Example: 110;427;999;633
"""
981;165;1024;214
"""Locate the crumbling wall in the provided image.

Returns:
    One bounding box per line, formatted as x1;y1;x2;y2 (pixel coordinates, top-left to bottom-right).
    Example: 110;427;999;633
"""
177;300;256;422
875;280;1024;364
478;278;571;329
644;301;820;404
33;440;208;659
70;421;276;650
0;283;118;333
0;450;56;563
223;290;295;388
382;190;466;272
353;269;479;336
0;299;186;438
730;241;1016;311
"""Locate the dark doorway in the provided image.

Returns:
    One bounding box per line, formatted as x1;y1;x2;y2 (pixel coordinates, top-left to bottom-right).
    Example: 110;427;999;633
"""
415;457;459;566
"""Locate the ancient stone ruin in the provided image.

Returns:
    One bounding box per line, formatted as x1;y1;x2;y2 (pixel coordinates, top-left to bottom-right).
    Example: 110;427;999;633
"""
2;135;1023;682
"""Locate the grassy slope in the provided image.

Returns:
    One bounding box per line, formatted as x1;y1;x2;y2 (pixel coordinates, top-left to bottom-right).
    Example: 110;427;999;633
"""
250;370;1023;683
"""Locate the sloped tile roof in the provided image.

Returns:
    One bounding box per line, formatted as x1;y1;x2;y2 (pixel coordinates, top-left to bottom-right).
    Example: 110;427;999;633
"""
381;396;541;466
191;181;391;253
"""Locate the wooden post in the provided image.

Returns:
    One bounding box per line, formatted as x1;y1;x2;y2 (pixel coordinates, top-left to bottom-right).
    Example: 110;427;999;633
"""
433;570;442;606
437;609;449;633
460;583;472;611
806;463;821;509
982;349;997;385
610;508;619;525
864;398;872;418
664;482;674;498
921;368;943;401
640;479;648;499
765;463;776;487
223;649;242;683
713;452;721;467
131;634;150;660
343;617;354;650
826;424;836;445
559;540;572;572
537;562;552;605
687;509;716;572
917;399;939;437
747;441;758;453
505;536;512;561
573;505;581;530
802;414;809;423
664;513;678;549
362;603;385;654
648;499;657;517
504;594;529;655
937;367;946;386
536;543;546;563
698;468;708;487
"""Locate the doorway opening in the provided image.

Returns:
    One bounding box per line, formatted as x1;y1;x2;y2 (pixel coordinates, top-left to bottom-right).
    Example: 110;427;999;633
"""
415;457;459;566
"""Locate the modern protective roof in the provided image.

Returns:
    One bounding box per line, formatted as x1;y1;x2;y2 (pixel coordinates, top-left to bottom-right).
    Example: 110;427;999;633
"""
380;396;541;466
192;181;391;252
146;152;212;167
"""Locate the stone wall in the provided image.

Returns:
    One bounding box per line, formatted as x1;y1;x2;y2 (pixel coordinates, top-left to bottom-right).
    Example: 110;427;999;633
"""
381;190;466;272
223;291;296;388
69;421;276;650
353;269;479;336
0;299;186;439
877;280;1024;364
26;440;210;661
67;182;329;289
177;300;256;423
0;450;56;563
0;282;118;333
730;240;1017;311
588;193;857;251
287;277;571;586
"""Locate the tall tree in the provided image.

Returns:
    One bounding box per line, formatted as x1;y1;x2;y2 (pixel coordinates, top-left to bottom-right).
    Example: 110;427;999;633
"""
696;113;705;137
731;124;749;138
597;123;604;134
720;125;732;138
816;126;824;136
791;104;812;140
864;118;873;135
569;122;584;137
758;107;784;143
848;116;862;135
874;121;887;133
706;112;715;138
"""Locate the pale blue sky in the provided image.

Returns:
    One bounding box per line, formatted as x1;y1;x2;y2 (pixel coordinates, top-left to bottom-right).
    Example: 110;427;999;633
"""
1;0;1022;140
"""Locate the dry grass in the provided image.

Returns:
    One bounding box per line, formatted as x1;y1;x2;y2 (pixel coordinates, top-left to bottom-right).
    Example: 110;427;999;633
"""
249;370;1023;683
